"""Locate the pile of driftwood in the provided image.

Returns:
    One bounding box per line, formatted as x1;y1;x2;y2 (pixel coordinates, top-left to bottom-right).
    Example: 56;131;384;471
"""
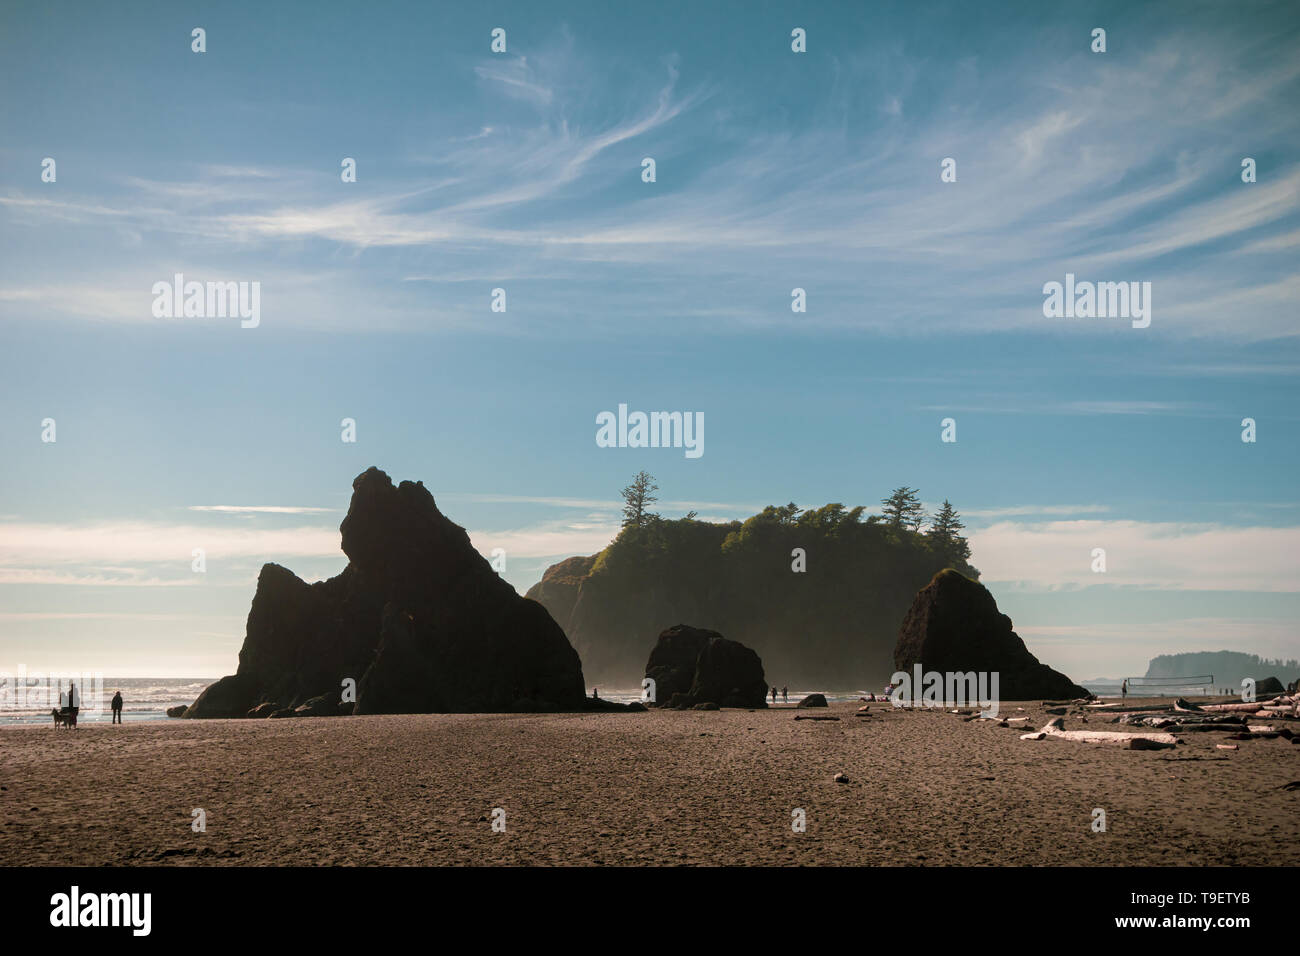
1018;694;1299;751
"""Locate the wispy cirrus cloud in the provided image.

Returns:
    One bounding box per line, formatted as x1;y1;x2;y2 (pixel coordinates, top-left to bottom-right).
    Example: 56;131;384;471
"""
3;26;1295;339
474;57;554;107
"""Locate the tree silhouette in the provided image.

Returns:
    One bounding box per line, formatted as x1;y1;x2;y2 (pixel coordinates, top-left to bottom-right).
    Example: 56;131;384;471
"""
620;471;660;528
928;499;971;562
880;486;925;531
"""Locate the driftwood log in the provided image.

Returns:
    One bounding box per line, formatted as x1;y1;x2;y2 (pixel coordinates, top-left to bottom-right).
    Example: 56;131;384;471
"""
1086;702;1178;713
1200;700;1279;713
1020;717;1178;749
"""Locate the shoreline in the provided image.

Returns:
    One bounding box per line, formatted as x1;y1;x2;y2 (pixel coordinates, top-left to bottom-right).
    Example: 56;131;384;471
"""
2;699;1296;866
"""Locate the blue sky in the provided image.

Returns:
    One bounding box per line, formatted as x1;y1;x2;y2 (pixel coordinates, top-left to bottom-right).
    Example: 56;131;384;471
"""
1;0;1298;681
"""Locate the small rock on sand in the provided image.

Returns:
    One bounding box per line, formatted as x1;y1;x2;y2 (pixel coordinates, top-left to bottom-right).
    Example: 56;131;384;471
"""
833;772;849;784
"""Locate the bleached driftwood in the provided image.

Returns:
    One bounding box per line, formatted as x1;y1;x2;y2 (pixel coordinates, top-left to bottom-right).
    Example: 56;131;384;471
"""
1020;717;1178;749
1201;696;1288;713
1087;702;1177;713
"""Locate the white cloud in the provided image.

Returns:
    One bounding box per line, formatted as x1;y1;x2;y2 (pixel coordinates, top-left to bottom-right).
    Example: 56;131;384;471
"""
0;521;341;567
474;58;554;106
963;504;1111;518
188;505;337;514
0;569;198;587
468;519;618;560
973;520;1300;592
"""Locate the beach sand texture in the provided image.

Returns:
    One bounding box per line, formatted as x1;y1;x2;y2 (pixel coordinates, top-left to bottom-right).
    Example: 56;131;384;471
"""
2;700;1296;866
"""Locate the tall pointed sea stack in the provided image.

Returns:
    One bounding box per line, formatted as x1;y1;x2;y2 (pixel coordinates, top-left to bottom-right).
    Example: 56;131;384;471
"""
187;467;588;716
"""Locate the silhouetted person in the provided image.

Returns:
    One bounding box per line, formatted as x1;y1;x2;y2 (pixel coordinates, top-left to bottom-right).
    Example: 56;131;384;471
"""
591;687;599;699
781;686;788;703
1121;679;1128;700
111;690;123;724
67;680;79;729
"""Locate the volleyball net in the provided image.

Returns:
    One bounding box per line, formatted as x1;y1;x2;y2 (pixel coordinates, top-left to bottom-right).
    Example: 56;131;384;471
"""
1120;674;1215;696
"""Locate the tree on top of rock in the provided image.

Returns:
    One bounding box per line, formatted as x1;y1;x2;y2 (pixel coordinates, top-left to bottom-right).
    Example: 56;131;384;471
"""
880;486;926;532
927;499;971;565
773;502;802;525
620;471;660;528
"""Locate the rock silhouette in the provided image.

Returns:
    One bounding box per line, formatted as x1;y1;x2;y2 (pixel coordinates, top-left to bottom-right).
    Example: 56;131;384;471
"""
644;624;767;709
186;467;588;717
1256;676;1284;696
894;569;1090;701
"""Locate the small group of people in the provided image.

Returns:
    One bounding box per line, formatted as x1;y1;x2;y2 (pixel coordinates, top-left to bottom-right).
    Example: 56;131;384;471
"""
769;685;788;704
52;682;124;726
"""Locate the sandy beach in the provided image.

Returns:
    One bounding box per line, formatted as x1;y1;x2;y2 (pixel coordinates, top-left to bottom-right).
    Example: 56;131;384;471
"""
2;699;1296;867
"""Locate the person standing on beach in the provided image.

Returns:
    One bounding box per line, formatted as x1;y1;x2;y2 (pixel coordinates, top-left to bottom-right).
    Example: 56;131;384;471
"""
67;680;80;728
781;686;788;703
770;686;777;704
1121;679;1128;700
111;690;123;724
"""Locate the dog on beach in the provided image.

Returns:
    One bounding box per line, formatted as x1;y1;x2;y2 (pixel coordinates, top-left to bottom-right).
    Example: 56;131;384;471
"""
51;708;76;729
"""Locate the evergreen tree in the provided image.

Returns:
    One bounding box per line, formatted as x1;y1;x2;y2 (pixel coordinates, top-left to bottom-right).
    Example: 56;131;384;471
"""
620;471;660;528
928;499;971;562
775;502;802;525
880;486;925;531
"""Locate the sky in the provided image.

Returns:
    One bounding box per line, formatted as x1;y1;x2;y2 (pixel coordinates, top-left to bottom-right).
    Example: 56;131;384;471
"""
0;0;1298;682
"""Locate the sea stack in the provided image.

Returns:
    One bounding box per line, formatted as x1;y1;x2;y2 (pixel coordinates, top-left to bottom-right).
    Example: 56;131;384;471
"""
894;569;1091;701
186;467;588;717
644;624;768;709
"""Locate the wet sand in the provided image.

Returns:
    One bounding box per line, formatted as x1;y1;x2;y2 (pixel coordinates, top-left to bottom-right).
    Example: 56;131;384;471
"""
1;699;1296;866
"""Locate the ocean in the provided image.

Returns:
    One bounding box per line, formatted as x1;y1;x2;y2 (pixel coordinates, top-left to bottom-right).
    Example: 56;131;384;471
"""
0;681;880;725
0;680;1139;727
0;677;215;726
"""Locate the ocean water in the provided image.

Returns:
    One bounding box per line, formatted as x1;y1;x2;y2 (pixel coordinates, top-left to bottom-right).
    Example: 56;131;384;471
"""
0;677;214;726
0;682;907;726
